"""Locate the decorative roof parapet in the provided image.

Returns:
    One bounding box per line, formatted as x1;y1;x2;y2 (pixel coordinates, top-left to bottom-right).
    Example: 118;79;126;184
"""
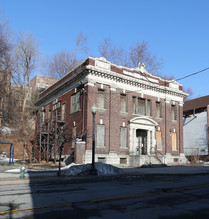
87;66;187;98
36;57;188;107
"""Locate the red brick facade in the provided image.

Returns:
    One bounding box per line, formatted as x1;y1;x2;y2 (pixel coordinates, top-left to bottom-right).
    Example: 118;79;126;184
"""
34;57;187;166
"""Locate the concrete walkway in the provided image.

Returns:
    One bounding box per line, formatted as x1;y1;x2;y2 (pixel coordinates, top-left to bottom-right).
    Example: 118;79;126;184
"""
1;165;209;185
123;165;209;175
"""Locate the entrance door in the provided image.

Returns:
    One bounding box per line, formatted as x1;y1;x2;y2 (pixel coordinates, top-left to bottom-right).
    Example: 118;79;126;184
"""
136;129;147;155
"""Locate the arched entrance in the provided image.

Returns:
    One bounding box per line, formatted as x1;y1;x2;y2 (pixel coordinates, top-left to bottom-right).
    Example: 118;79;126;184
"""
129;116;158;156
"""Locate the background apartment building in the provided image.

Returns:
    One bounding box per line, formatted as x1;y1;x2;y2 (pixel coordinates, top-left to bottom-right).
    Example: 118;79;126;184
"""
30;75;57;93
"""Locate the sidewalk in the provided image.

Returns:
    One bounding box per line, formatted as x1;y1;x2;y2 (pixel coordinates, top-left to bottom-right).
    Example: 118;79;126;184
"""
123;165;209;175
1;165;209;185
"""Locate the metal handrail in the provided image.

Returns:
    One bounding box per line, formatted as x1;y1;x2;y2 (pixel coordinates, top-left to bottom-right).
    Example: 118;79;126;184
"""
150;146;165;164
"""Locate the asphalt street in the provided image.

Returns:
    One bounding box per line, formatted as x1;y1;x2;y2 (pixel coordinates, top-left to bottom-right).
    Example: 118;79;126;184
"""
1;171;209;218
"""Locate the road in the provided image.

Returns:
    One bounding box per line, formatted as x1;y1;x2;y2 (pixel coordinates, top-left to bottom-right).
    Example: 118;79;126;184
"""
1;174;209;218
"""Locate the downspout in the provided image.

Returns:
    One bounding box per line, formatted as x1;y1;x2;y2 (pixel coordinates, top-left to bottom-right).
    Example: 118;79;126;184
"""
164;83;167;155
82;87;85;138
109;88;112;153
179;104;181;154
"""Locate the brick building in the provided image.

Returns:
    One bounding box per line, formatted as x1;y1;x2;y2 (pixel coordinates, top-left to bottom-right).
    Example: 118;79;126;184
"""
183;95;209;156
30;75;57;93
34;57;188;166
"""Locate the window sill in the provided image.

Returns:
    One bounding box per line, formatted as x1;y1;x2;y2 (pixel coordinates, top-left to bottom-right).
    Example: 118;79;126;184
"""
120;147;128;149
70;110;81;115
96;146;106;148
120;111;128;114
96;108;106;113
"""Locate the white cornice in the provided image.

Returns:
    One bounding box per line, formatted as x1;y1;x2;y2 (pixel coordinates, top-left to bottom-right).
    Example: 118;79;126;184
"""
35;57;188;108
86;66;187;98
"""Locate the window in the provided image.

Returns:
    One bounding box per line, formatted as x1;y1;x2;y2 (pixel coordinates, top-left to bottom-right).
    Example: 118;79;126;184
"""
62;104;65;120
53;102;61;111
120;94;127;112
71;92;80;113
132;97;151;116
37;82;40;88
138;98;145;115
120;127;128;148
156;131;162;149
120;158;127;164
98;157;106;163
40;110;45;123
16;90;19;98
172;132;177;150
49;110;52;119
53;102;61;118
53;102;60;110
171;105;177;120
97;89;105;109
146;99;152;116
156;102;162;118
133;97;138;114
97;124;105;147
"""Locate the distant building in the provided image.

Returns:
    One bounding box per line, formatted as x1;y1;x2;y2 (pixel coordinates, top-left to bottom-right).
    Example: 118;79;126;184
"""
0;73;57;126
30;75;57;93
34;57;188;166
183;95;209;156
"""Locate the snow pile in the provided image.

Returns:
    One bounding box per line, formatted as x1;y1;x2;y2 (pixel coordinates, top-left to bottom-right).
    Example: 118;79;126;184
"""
0;152;20;164
0;127;15;135
4;162;124;176
62;162;124;176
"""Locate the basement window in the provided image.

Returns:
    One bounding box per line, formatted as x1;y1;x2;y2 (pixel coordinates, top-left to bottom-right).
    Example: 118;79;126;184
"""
98;157;106;163
120;158;127;164
174;158;179;162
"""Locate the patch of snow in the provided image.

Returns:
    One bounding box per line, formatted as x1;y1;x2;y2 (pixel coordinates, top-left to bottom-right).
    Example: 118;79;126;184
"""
5;162;124;176
62;162;124;176
0;126;16;135
0;152;20;164
5;168;20;173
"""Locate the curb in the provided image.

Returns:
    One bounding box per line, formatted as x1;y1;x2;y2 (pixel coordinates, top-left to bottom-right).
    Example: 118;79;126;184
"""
1;171;209;185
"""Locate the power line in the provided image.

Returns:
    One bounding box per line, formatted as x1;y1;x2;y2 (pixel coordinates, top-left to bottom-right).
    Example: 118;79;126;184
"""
176;67;209;82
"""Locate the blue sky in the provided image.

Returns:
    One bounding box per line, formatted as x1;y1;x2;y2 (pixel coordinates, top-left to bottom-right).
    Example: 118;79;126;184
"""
1;0;209;99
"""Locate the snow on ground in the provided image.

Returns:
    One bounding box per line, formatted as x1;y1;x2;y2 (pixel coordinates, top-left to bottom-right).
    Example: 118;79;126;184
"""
0;153;20;164
61;162;124;176
0;126;16;135
5;162;124;176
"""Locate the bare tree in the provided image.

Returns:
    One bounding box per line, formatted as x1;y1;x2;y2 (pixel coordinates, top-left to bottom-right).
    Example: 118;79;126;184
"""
0;13;12;72
98;38;128;67
183;88;194;101
0;13;14;125
12;32;40;119
98;38;162;75
45;32;88;80
129;41;162;74
46;50;79;80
